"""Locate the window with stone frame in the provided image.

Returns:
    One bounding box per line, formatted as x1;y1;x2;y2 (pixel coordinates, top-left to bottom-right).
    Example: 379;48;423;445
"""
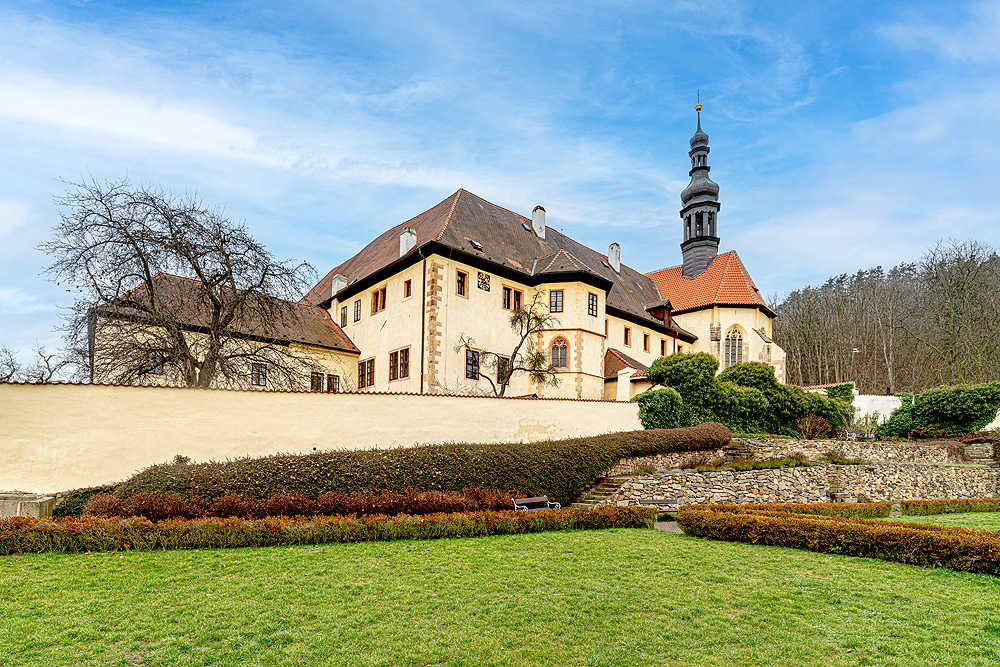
326;374;340;393
358;358;375;389
623;326;631;347
371;286;386;314
502;286;512;310
340;306;348;327
354;299;361;322
549;289;563;313
388;347;410;381
456;270;468;297
643;333;650;352
724;328;743;368
550;337;568;368
403;280;412;298
465;348;479;380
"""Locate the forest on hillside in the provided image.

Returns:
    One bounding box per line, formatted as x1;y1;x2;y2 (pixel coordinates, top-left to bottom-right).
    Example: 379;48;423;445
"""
774;240;1000;395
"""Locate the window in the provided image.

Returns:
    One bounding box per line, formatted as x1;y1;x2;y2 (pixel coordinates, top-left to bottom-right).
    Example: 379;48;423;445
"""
624;327;631;347
465;348;479;380
326;374;340;393
502;286;512;310
588;292;598;317
724;328;743;368
354;299;361;322
643;333;650;352
340;306;348;327
371;287;386;314
357;358;375;389
147;352;164;375
251;362;266;387
513;289;522;311
605;319;608;337
404;280;412;298
457;270;468;297
549;290;563;313
660;339;667;356
388;347;410;381
497;356;510;384
551;338;568;368
311;372;324;392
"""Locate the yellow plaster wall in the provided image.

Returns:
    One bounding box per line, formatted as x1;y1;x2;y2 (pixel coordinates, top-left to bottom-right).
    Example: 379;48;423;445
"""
332;263;424;393
92;321;358;390
672;306;786;383
0;383;641;493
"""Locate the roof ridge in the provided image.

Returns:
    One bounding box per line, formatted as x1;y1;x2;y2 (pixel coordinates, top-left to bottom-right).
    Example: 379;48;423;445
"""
434;189;464;242
713;252;734;304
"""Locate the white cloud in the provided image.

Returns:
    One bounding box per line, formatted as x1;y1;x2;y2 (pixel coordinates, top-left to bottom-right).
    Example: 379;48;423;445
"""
881;2;1000;64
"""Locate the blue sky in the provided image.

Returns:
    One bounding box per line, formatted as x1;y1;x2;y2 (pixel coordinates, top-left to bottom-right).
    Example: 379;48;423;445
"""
2;0;999;360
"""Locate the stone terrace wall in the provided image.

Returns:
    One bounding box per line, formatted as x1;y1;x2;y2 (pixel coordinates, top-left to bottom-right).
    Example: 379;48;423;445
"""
743;438;982;465
604;449;726;477
601;463;1000;506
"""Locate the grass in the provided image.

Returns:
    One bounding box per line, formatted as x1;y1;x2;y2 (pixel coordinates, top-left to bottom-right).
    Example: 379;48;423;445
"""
3;529;1000;666
881;512;1000;531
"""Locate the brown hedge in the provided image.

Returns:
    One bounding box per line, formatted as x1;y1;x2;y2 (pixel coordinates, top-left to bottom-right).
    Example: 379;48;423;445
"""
676;505;1000;576
81;488;521;521
901;499;1000;516
61;423;731;513
0;506;657;556
698;502;892;518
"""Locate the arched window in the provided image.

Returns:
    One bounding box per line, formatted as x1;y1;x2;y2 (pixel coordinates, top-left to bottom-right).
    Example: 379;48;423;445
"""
724;328;743;368
696;211;703;236
551;337;568;368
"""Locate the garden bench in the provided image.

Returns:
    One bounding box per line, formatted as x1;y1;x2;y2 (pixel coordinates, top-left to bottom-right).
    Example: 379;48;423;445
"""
512;496;561;511
845;431;876;442
638;499;680;512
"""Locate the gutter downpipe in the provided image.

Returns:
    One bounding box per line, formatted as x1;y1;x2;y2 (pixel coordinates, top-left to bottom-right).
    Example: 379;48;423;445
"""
418;246;427;394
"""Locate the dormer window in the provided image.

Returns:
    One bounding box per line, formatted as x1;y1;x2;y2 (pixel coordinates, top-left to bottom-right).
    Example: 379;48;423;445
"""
521;223;533;232
470;239;483;251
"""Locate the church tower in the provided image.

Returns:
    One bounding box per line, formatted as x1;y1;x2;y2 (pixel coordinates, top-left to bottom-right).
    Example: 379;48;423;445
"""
679;103;721;278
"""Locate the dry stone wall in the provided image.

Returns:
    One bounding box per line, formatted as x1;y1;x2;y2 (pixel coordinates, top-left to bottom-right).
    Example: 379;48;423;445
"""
600;437;1000;506
602;463;1000;506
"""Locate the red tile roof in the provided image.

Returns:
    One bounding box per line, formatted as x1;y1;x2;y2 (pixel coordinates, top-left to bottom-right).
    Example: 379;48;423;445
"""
645;251;775;317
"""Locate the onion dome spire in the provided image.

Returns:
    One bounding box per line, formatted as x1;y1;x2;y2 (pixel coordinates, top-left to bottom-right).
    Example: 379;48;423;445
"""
679;100;721;278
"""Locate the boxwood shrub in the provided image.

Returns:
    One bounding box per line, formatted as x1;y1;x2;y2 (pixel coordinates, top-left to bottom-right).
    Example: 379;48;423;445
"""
57;423;732;515
878;382;1000;439
642;354;849;435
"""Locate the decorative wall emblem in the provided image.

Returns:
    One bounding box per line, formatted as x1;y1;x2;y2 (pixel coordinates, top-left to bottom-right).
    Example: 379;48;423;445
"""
477;272;490;291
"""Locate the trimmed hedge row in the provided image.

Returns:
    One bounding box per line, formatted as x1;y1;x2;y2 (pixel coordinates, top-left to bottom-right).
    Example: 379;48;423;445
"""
0;506;656;556
700;502;892;518
877;383;1000;439
901;499;1000;516
676;503;1000;576
57;423;731;514
81;488;521;521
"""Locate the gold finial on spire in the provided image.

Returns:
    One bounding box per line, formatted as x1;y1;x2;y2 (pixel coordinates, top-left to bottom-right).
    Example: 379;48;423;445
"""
696;86;701;112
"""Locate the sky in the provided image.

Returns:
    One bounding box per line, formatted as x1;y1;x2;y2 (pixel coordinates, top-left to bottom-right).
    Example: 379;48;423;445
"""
2;0;999;362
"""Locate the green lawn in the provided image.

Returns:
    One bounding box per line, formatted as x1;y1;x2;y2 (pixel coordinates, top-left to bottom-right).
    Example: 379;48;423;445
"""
3;529;1000;666
886;512;1000;531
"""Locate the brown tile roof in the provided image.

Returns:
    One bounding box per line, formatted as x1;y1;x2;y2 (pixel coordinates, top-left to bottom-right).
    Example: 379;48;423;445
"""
603;348;649;380
101;273;359;354
644;251;775;316
303;189;695;338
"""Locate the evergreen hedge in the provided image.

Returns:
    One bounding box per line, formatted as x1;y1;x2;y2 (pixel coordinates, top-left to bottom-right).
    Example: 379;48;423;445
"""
638;354;849;435
56;423;732;514
877;382;1000;439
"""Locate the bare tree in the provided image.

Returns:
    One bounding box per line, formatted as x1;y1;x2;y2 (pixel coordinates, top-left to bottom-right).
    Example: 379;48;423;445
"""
40;177;323;390
0;345;20;382
454;289;561;397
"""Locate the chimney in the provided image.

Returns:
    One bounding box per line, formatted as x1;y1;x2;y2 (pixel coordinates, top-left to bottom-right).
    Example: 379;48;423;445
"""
399;226;417;256
608;243;621;273
532;205;546;240
330;273;348;301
